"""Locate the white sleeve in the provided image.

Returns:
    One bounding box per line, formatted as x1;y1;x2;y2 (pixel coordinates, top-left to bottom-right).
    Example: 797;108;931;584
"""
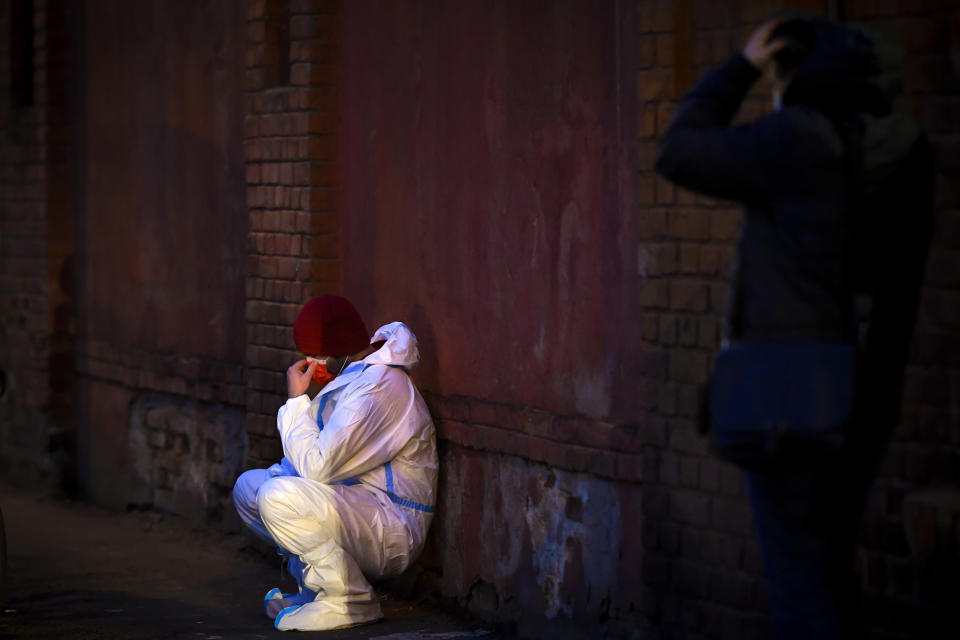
276;380;413;484
275;395;316;476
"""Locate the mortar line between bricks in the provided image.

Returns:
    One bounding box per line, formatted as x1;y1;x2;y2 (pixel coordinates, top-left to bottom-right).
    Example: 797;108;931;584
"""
74;372;247;409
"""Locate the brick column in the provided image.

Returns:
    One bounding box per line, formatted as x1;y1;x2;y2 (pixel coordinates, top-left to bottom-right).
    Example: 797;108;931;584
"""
243;0;341;468
0;0;75;488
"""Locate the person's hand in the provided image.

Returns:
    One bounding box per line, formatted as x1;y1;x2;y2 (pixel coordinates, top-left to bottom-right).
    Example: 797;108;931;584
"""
287;359;317;399
742;18;789;70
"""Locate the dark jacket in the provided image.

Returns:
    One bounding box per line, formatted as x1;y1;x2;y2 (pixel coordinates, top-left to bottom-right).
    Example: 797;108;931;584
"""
655;24;934;425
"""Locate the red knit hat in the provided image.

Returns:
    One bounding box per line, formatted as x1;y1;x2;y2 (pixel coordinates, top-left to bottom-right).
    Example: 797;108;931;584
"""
293;295;369;357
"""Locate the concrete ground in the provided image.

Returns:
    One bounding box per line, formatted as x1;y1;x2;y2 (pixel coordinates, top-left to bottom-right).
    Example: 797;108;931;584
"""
0;483;500;639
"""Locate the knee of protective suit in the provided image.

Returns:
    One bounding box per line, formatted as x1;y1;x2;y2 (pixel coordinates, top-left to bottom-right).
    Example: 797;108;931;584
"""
256;476;301;524
233;469;264;520
256;476;343;542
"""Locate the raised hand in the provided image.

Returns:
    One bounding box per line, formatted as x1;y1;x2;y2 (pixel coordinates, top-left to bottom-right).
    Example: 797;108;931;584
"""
743;18;789;70
287;359;318;398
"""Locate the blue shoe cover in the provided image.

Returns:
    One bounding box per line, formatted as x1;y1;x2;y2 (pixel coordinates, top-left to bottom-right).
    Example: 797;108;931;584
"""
264;585;319;620
264;588;287;620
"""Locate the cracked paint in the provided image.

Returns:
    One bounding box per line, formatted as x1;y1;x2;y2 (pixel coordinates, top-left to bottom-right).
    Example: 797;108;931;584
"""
525;469;621;619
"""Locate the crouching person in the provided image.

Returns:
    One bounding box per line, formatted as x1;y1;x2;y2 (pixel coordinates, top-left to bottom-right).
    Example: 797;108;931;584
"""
232;295;438;631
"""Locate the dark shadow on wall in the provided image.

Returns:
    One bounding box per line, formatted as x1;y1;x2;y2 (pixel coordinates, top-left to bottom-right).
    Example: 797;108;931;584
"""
407;302;439;392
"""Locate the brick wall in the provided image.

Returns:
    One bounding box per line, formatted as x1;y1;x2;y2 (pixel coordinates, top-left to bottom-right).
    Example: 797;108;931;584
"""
0;0;73;490
636;1;770;637
127;392;247;522
636;1;960;639
243;0;342;470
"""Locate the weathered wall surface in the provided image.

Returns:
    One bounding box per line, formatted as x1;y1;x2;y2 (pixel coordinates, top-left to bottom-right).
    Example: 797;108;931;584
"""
341;0;642;423
127;393;247;521
339;0;646;633
339;0;960;637
74;0;249;518
430;443;645;637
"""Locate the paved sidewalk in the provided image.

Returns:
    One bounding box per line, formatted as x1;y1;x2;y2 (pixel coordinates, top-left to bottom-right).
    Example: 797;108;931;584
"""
0;483;499;639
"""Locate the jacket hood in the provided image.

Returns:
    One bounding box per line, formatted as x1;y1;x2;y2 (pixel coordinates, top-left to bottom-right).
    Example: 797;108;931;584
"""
779;17;921;196
782;19;906;118
860;112;922;197
363;322;421;370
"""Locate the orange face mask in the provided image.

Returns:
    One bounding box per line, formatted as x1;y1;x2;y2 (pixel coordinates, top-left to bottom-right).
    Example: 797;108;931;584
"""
307;356;346;387
311;363;335;387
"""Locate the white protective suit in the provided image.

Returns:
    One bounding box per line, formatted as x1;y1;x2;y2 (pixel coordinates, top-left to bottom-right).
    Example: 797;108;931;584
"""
232;322;438;631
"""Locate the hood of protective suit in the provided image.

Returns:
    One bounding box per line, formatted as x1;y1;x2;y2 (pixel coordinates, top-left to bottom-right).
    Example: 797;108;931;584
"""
781;18;921;198
363;322;421;370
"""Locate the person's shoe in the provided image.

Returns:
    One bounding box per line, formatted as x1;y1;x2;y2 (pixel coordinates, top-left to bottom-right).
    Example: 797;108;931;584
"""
263;588;287;620
263;584;319;620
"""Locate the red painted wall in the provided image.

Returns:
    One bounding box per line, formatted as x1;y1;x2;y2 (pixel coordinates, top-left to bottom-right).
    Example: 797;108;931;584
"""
82;1;247;360
77;0;247;506
340;0;640;422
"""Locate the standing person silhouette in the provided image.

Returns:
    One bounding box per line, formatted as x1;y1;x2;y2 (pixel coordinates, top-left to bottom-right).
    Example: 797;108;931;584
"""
656;14;934;639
